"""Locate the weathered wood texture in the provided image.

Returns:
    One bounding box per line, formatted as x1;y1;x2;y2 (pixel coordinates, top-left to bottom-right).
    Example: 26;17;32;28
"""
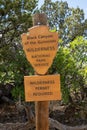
33;13;49;130
35;101;49;130
33;13;47;25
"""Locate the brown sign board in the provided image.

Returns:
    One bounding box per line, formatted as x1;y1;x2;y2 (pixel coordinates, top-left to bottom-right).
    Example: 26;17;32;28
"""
24;75;61;102
21;26;58;75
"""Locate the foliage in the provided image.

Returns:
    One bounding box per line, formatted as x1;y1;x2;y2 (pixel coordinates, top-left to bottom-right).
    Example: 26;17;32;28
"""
0;48;34;99
0;0;37;100
11;86;24;101
0;0;87;103
39;0;87;103
40;0;87;45
49;36;87;103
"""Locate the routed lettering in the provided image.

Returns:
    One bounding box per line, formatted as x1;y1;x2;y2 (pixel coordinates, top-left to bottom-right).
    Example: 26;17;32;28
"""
24;75;61;102
35;86;49;90
27;36;37;40
38;34;53;39
21;26;58;74
26;46;55;52
33;92;53;96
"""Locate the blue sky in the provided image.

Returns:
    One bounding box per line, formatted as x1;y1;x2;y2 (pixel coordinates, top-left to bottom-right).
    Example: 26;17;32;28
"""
38;0;87;19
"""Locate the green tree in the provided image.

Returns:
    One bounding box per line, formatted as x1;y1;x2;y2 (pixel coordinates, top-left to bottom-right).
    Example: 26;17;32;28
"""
40;0;87;45
50;36;87;103
39;0;87;103
0;0;38;46
0;0;37;100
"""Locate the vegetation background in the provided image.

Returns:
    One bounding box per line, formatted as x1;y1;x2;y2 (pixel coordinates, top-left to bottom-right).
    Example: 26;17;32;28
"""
0;0;87;126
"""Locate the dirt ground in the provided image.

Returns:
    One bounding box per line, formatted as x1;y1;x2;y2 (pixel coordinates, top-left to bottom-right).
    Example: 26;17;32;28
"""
0;103;28;123
0;103;87;127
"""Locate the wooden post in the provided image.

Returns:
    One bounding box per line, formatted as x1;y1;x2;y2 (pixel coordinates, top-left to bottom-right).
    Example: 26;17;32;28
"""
21;12;60;130
35;101;49;130
33;13;49;130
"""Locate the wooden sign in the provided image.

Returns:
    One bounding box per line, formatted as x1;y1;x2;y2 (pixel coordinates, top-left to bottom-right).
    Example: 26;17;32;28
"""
21;26;58;75
24;75;61;102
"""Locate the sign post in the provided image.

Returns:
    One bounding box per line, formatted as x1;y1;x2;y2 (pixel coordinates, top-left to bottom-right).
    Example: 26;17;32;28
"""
21;13;61;130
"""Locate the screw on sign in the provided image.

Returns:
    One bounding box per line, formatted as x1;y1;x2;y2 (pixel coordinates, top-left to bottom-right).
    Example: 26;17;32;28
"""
21;13;61;130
